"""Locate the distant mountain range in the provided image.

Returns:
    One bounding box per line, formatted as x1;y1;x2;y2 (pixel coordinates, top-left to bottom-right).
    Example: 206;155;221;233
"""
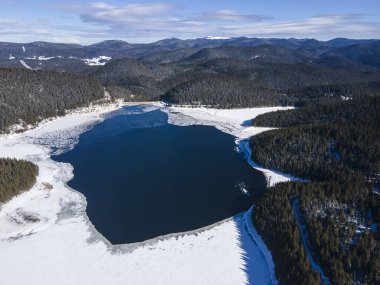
1;36;380;133
1;37;379;73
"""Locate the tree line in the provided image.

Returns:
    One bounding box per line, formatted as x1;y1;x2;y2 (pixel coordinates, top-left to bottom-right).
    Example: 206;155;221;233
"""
0;158;38;203
0;67;104;133
89;49;380;108
251;96;380;284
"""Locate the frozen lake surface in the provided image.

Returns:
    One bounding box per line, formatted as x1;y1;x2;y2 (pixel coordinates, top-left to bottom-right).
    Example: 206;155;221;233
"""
54;106;267;244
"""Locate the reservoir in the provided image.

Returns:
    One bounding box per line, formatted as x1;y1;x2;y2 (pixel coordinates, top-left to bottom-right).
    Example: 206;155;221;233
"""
54;106;267;244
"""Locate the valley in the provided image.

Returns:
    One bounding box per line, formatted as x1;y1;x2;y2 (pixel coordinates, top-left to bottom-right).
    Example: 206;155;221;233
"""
0;36;379;285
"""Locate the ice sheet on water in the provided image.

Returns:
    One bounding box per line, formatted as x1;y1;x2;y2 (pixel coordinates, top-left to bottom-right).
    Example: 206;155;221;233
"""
25;122;99;155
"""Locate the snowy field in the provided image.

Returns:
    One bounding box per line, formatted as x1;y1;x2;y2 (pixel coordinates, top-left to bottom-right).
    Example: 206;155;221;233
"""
0;103;293;285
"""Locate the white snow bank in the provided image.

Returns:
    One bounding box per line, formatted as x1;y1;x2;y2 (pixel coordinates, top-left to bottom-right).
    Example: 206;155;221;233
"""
292;199;331;284
238;207;277;285
0;103;260;285
23;56;62;61
38;56;55;61
250;55;261;60
9;54;15;60
206;36;232;40
19;60;33;70
165;106;301;186
82;56;112;66
240;140;307;187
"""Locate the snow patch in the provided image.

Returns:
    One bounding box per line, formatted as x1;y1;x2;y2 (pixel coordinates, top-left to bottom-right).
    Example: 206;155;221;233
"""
206;36;231;40
23;56;61;61
292;199;331;284
82;56;112;66
22;46;25;52
104;88;111;101
250;55;261;60
19;60;33;70
341;95;353;101
9;54;15;60
38;56;56;61
239;207;278;285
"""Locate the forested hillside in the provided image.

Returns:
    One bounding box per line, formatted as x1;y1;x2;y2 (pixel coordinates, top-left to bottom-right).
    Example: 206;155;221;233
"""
2;37;377;75
162;74;285;107
251;96;380;284
3;38;380;114
91;58;182;99
89;38;380;108
253;182;321;285
250;98;380;181
322;41;380;69
0;68;104;133
0;158;38;203
182;45;311;64
254;180;380;285
253;96;380;127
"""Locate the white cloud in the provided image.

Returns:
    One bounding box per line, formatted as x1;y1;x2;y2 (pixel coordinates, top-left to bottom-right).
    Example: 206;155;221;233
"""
1;2;380;43
196;10;272;22
51;2;177;22
45;2;273;40
240;14;380;39
51;2;380;41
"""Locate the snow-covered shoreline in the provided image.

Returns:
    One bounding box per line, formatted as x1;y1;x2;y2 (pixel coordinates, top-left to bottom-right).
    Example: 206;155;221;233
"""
0;103;290;285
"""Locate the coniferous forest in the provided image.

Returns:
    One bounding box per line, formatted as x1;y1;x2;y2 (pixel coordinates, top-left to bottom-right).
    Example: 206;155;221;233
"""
251;96;380;284
0;158;38;203
0;68;104;133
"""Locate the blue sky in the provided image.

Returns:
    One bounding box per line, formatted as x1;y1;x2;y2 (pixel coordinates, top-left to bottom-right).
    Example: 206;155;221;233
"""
0;0;379;44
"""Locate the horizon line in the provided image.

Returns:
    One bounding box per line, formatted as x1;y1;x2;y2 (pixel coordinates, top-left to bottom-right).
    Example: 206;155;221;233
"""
1;36;379;46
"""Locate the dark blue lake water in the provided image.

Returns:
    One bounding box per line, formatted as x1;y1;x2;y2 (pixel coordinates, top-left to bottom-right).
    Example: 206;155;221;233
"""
53;106;267;244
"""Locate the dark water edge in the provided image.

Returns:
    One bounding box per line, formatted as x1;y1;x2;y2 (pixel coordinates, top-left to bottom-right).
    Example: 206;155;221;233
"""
53;106;267;244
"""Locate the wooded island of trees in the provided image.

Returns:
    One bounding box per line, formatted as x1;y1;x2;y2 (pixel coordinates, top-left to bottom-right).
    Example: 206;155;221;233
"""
0;158;38;204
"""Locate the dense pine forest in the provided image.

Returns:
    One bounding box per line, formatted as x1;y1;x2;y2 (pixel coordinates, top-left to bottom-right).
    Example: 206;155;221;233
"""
253;182;321;284
251;96;380;284
250;97;379;182
0;68;104;133
252;95;380;127
162;74;284;107
0;158;38;203
254;180;380;284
